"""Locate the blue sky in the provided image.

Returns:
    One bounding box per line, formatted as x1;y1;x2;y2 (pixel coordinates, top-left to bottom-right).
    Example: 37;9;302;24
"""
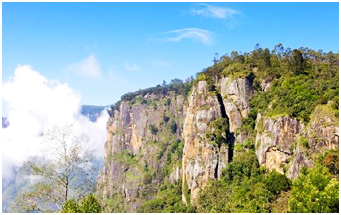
2;2;339;113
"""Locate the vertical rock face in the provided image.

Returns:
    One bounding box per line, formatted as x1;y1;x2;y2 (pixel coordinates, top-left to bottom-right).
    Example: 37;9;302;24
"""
182;81;223;204
181;77;254;204
307;103;339;151
255;103;339;179
220;77;254;133
97;93;185;212
255;115;307;178
255;116;302;167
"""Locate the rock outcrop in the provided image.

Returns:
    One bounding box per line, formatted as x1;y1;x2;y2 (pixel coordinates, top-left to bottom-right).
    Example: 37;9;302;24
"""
98;93;185;212
255;115;302;170
307;103;339;151
182;77;254;204
220;77;254;131
98;72;338;211
255;103;339;179
181;80;223;204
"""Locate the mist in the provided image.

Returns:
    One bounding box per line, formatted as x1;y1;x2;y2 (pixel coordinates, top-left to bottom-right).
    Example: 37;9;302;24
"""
2;65;109;185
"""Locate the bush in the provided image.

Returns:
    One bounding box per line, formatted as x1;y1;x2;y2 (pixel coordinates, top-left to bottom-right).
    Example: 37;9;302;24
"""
137;198;165;213
322;151;339;176
149;124;158;135
205;118;228;148
222;151;260;181
61;194;101;213
61;199;81;213
170;120;177;134
288;164;339;213
263;170;291;195
163;115;170;123
80;194;101;213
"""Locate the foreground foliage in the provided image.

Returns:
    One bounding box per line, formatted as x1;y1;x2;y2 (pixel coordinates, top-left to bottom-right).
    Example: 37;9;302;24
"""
62;194;102;213
10;125;98;213
196;151;291;213
288;165;339;213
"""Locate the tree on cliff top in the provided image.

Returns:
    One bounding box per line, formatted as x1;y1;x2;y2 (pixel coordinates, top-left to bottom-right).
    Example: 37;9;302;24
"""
10;124;97;213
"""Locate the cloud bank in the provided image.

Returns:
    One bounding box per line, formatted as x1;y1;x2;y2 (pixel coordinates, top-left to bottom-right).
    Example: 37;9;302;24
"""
2;65;109;183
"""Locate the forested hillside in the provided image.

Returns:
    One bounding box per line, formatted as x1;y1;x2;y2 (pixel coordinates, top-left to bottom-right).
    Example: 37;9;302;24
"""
97;44;338;213
9;44;338;213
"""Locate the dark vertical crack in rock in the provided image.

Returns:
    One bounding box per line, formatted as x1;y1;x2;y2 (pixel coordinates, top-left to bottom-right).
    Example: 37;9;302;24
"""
214;158;219;179
216;93;228;119
216;93;234;163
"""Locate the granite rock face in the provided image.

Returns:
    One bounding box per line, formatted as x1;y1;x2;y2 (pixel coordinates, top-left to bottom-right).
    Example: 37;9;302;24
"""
98;72;339;210
97;93;185;212
181;81;223;204
98;77;255;208
255;116;302;167
182;78;254;204
255;103;339;179
220;77;254;131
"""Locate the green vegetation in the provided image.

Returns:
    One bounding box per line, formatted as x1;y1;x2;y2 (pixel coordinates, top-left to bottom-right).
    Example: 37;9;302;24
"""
62;194;102;213
111;78;193;113
62;199;81;213
288;164;339;213
149;124;159;135
197;45;338;124
137;181;195;213
205;117;229;148
111;150;138;166
196;151;291;213
104;45;339;213
320;150;339;176
170;119;178;134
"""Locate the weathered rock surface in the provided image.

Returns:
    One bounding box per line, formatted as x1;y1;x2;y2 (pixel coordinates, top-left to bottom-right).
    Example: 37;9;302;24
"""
169;166;182;184
98;72;339;211
220;77;254;122
182;81;223;204
260;79;271;92
98;93;185;212
255;115;302;168
255;104;339;179
286;145;313;179
307;103;339;151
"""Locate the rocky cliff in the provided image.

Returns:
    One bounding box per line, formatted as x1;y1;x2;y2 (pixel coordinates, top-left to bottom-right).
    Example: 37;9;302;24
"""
97;71;338;211
97;92;185;212
255;102;339;179
96;47;339;213
97;75;256;209
181;77;254;204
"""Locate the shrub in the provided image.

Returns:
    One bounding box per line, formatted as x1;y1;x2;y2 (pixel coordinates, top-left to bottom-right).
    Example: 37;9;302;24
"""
288;164;339;213
263;170;291;195
170;120;177;134
322;151;339;175
149;124;158;135
163;115;170;123
205;118;228;148
61;199;81;213
80;194;102;213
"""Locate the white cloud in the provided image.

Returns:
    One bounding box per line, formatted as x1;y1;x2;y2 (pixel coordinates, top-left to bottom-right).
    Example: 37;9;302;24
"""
2;65;108;182
156;28;214;45
124;61;140;72
192;3;240;20
66;55;102;79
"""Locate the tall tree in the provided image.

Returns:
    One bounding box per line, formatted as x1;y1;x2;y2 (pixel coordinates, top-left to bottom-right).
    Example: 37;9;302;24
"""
10;124;97;213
